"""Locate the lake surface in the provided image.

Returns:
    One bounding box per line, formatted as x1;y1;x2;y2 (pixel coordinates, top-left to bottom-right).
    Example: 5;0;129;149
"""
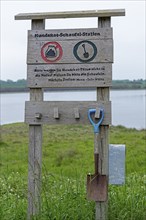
1;90;145;129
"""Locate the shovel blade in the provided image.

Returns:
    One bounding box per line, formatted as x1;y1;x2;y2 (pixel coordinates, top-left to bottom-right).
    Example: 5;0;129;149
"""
87;174;107;202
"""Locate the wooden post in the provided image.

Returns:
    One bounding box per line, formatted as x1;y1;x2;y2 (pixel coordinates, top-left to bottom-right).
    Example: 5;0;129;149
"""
27;20;45;219
95;17;111;220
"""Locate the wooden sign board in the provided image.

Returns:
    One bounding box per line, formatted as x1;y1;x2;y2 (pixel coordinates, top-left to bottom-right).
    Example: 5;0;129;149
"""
25;101;111;125
27;33;113;64
28;28;113;41
27;39;113;64
27;63;112;88
27;28;113;88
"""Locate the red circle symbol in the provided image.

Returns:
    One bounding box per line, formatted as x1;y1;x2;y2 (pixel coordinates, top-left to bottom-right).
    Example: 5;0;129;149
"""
41;42;63;63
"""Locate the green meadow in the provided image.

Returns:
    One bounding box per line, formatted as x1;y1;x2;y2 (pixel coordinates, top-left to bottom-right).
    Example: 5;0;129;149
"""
0;123;146;219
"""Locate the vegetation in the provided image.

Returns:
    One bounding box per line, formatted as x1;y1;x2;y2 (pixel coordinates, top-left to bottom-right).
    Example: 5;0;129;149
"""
0;79;28;93
0;123;146;219
112;79;146;90
0;79;146;92
0;79;26;88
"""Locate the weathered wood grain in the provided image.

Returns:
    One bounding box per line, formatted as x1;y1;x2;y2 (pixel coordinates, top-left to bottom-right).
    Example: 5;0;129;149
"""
15;9;125;20
27;63;112;88
25;101;111;125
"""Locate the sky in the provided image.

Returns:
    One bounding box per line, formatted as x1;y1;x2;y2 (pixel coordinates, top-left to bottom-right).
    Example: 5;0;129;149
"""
0;0;145;81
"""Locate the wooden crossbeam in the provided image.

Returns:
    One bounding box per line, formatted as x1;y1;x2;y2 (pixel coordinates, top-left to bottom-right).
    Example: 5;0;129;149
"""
15;9;125;20
25;101;111;125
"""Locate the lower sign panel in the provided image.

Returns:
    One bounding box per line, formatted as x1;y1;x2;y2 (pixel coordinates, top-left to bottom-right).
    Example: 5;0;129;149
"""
25;101;111;125
27;63;112;88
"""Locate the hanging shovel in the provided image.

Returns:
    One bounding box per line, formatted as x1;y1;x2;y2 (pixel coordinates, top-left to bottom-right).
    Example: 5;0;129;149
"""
87;108;108;202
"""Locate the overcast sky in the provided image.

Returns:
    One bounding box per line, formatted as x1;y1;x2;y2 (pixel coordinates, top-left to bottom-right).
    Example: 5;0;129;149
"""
1;0;145;81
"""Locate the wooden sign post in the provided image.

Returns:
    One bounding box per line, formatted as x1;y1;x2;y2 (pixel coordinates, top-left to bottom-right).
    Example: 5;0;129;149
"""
15;9;125;220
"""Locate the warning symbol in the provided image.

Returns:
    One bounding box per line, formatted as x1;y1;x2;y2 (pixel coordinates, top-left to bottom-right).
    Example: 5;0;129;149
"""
73;40;97;63
41;42;63;63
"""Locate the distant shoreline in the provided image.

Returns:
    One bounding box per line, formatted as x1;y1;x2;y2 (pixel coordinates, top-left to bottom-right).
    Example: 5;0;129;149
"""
0;87;146;93
1;79;145;93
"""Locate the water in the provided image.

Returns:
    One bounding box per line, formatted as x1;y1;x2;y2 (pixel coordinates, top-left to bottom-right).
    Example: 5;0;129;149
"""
1;90;145;129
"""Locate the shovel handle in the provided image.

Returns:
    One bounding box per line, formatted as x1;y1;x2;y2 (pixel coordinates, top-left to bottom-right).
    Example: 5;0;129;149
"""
88;108;104;133
94;153;99;174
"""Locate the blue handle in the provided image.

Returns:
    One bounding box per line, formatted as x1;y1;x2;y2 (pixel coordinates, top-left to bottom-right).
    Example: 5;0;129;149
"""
88;108;104;133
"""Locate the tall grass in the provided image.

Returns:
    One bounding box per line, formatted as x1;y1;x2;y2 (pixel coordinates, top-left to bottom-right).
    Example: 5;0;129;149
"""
0;172;145;220
108;174;146;220
0;123;146;219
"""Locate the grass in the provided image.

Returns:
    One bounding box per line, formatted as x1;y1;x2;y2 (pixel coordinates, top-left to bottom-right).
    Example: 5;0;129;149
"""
0;123;146;219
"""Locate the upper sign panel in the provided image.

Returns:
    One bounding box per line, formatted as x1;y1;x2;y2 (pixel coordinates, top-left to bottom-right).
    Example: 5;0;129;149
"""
27;28;113;64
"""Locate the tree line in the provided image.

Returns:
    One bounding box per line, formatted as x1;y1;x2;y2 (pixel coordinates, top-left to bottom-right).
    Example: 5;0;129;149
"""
0;79;146;92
